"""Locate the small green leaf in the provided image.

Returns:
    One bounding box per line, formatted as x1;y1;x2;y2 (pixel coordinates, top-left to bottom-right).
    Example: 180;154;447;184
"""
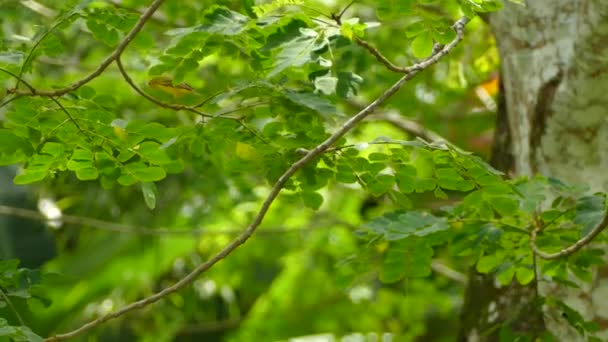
432;27;456;45
301;191;323;210
476;254;502;273
313;75;338;95
488;196;519;216
76;167;99;180
405;21;426;38
284;90;336;116
14;170;47;184
515;266;535;285
411;31;433;58
496;263;515;285
380;239;433;283
141;182;158;210
574;195;606;236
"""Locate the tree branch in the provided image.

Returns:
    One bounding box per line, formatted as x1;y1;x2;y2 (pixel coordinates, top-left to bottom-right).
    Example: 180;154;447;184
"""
44;16;470;341
0;287;25;326
530;210;608;260
353;20;462;75
365;110;446;142
354;37;412;73
431;260;467;284
0;204;352;237
8;0;164;97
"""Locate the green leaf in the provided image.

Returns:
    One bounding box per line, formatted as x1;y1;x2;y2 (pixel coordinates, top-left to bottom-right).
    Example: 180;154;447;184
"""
13;170;47;184
336;72;363;98
377;0;415;19
118;163;167;185
364;211;449;241
476;254;502;273
432;27;456;45
487;196;519;216
573;195;606;236
284;90;336;116
86;18;119;46
515;266;535;285
76;167;99;180
496;263;515;285
300;190;323;210
436;168;475;191
141;182;158;210
269;28;324;77
313;75;338;95
380;239;433;283
367;174;395;196
200;7;251;35
405;21;426;38
411;31;433;59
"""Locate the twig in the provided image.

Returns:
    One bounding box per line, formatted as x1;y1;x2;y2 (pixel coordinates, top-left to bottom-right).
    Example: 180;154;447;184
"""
0;204;349;237
431;260;467;284
19;0;57;17
0;67;36;92
354;38;411;73
15;13;78;90
350;20;463;74
47;97;87;137
0;288;25;326
9;0;165;97
365;110;446;142
44;16;469;341
530;210;608;260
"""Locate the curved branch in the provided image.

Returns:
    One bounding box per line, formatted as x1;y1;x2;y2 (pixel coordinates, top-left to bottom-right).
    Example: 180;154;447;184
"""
353;21;462;74
354;37;411;73
530;210;608;260
9;0;164;97
44;16;470;341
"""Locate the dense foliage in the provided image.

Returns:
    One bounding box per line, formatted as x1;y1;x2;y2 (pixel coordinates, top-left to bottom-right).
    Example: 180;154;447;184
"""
1;0;605;341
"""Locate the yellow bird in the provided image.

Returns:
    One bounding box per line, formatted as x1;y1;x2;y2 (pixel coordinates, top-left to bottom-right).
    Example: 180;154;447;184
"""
147;76;195;97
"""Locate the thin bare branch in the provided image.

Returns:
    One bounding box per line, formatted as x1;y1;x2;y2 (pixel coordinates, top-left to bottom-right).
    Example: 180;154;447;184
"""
530;209;608;260
371;112;446;142
0;205;351;237
44;16;469;341
352;20;463;74
354;37;411;73
15;13;78;90
431;260;467;284
0;288;25;326
9;0;164;97
0;67;36;92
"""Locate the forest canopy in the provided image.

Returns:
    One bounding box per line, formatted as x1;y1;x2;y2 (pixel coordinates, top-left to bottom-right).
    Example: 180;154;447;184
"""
1;0;605;341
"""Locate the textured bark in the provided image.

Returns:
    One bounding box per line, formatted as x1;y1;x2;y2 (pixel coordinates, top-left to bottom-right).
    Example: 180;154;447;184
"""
459;1;608;340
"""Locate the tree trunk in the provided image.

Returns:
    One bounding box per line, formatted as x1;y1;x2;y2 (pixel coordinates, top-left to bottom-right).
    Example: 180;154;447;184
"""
459;1;608;340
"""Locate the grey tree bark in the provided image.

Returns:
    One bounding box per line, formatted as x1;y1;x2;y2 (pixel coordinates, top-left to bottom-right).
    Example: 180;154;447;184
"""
459;1;608;340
